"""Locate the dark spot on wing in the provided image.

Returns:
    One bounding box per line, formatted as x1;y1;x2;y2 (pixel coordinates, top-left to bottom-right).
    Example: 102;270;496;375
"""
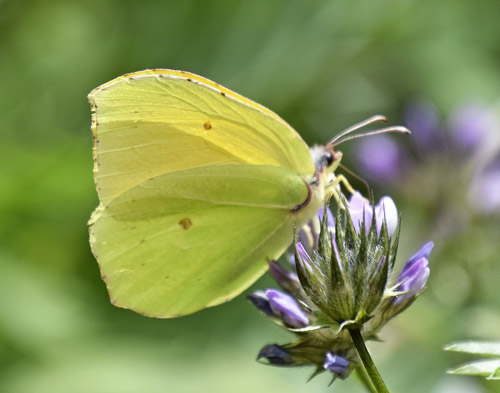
221;92;226;97
187;78;192;82
179;217;192;230
204;120;212;130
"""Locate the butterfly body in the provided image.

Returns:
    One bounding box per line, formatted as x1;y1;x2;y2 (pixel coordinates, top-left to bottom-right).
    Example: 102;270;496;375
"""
89;69;339;318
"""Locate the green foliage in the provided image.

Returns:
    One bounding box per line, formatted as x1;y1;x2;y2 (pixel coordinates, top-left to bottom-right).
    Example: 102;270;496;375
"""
445;341;500;381
1;0;500;392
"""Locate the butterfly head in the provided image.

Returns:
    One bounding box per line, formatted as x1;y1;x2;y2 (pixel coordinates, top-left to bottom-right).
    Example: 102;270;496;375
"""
310;145;343;176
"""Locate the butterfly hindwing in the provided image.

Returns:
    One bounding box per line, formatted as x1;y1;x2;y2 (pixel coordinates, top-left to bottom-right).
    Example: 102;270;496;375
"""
90;164;309;317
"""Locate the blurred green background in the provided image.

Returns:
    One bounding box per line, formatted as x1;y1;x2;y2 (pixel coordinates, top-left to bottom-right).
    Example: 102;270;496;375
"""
1;0;500;392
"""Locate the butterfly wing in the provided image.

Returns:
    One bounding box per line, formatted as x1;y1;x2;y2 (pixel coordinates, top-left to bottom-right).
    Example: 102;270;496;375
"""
89;69;318;317
90;164;309;317
89;69;315;205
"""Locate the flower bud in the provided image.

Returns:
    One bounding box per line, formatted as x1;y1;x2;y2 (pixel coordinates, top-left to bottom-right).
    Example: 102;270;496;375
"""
323;352;350;378
257;344;293;365
266;289;309;328
367;241;433;332
394;241;433;305
247;289;309;328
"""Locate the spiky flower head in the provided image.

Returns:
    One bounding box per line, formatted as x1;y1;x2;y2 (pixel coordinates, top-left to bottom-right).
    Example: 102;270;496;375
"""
295;193;400;330
248;193;433;384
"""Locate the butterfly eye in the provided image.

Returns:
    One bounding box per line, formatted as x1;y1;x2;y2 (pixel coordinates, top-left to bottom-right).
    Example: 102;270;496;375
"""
324;152;334;167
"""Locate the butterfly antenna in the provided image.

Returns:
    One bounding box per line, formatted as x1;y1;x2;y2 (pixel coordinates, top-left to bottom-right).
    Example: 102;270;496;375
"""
338;163;372;201
332;126;411;147
329;115;411;147
329;115;388;145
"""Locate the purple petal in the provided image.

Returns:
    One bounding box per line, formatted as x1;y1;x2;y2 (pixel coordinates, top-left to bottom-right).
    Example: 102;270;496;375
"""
395;242;433;304
318;207;335;229
375;196;398;236
297;207;335;253
268;260;299;290
246;291;274;317
266;289;309;328
398;258;429;291
295;242;314;272
348;192;372;234
257;344;293;365
404;241;434;268
323;352;349;377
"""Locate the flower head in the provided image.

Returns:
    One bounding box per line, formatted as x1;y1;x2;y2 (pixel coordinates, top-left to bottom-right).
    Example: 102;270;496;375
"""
248;195;433;385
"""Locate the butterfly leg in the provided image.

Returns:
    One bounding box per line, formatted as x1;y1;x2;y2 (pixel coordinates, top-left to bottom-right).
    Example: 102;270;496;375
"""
326;174;356;208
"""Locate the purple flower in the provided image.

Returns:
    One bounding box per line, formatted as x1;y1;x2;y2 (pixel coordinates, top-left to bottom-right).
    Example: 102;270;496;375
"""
348;192;398;237
266;289;309;328
295;241;315;273
246;291;274;317
355;134;404;182
268;260;300;292
449;102;496;152
247;289;309;328
323;352;350;378
468;158;500;214
394;241;433;304
257;344;293;365
403;99;443;152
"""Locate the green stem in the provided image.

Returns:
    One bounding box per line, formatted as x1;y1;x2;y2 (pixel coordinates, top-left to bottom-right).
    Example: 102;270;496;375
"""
349;328;390;393
355;365;377;393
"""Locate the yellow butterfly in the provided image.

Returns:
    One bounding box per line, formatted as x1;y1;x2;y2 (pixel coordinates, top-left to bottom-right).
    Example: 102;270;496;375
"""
88;69;407;318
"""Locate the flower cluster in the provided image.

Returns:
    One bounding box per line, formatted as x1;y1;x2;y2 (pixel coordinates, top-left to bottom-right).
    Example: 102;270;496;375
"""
354;99;500;215
248;192;433;383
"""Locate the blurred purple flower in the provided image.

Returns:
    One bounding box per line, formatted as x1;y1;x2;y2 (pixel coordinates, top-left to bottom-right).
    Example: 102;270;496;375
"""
449;102;496;152
404;99;443;152
468;158;500;214
348;192;398;236
394;241;433;305
355;134;404;182
247;289;309;328
323;352;350;377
